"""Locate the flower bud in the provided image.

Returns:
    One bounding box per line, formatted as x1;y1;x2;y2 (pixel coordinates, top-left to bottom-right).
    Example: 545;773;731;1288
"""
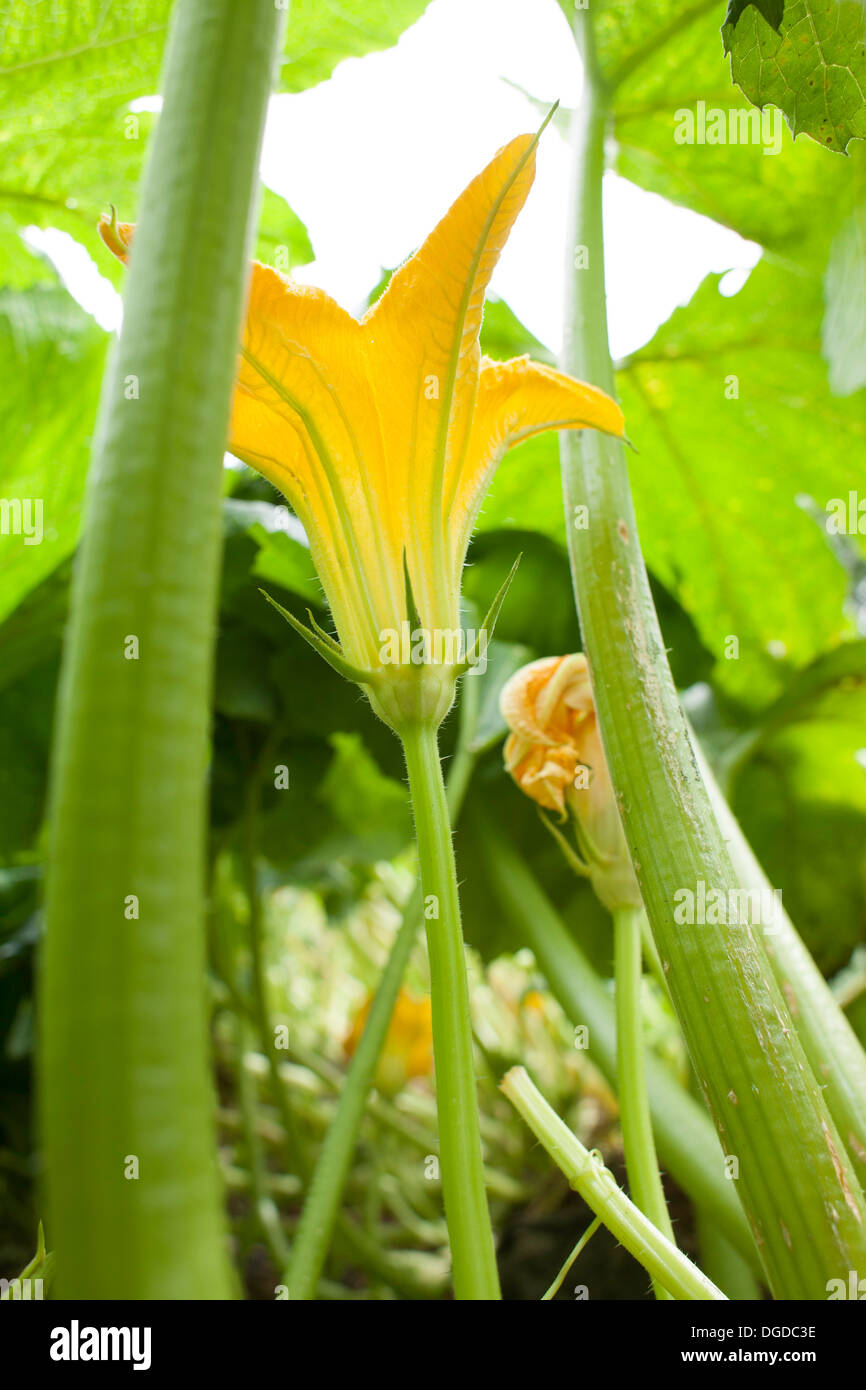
500;654;640;910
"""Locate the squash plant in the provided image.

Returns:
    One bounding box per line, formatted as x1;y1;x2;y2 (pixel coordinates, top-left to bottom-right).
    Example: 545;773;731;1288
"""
0;0;863;1301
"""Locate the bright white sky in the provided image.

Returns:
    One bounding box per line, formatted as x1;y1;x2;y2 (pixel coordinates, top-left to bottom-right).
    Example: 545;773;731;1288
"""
26;0;760;357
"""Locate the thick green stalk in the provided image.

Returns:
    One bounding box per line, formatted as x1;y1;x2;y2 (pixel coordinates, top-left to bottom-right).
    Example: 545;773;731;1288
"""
502;1068;725;1301
687;1060;762;1300
401;723;500;1299
472;812;759;1271
286;743;475;1300
39;0;284;1298
691;727;866;1186
559;9;866;1297
613;905;675;1299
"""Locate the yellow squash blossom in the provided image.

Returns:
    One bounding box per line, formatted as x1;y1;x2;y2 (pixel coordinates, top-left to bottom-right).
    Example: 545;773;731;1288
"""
100;130;624;731
344;987;433;1097
500;654;640;911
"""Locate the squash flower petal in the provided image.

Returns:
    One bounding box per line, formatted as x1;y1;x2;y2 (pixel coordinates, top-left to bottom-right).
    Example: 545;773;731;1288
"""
100;134;625;730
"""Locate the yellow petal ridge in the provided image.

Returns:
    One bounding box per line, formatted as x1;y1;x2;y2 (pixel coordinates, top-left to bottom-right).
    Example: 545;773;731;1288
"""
453;356;625;570
363;134;542;628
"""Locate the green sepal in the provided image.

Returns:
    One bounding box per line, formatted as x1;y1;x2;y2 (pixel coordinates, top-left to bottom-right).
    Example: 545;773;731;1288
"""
538;808;591;879
259;589;377;686
0;1221;56;1299
458;553;522;675
402;550;424;631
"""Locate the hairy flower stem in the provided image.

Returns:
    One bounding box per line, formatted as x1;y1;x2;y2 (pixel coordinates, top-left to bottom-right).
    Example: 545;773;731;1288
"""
285;740;477;1300
559;6;866;1296
613;905;675;1299
502;1068;725;1301
401;721;500;1299
39;0;285;1298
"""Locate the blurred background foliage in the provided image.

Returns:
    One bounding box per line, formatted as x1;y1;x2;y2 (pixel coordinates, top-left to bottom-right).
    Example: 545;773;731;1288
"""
0;0;864;1294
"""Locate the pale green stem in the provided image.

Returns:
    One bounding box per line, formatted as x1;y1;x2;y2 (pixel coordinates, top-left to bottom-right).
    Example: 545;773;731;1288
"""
502;1068;726;1301
559;4;866;1296
237;1017;291;1271
284;885;421;1299
401;721;500;1300
241;755;305;1177
613;904;675;1299
39;0;284;1298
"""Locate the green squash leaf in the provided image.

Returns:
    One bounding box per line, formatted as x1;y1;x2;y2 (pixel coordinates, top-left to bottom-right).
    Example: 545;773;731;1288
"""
0;282;106;626
724;0;785;33
722;0;866;152
540;3;865;262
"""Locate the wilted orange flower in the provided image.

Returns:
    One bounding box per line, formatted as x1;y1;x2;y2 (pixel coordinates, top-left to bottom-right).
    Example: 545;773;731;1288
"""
99;131;624;732
500;654;640;910
345;987;433;1096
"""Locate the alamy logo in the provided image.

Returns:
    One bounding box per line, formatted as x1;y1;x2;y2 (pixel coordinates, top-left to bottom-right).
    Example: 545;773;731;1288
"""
0;1276;43;1299
827;1270;866;1299
378;624;488;674
826;491;866;535
49;1320;152;1371
0;497;43;545
674;100;783;156
673;880;782;930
